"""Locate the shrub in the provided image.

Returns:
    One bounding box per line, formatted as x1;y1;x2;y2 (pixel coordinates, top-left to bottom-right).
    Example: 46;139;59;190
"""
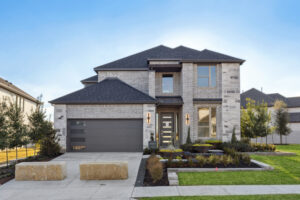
192;144;213;147
195;155;206;167
222;155;233;167
186;126;192;144
187;157;194;167
241;154;251;166
205;140;222;144
159;149;183;153
39;121;61;157
147;155;160;170
143;148;159;155
180;144;193;152
208;155;220;167
233;155;240;166
231;127;237;144
149;162;163;183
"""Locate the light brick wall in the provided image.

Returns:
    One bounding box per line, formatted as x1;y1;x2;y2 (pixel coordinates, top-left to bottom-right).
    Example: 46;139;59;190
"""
148;70;155;98
155;72;181;96
193;64;222;98
143;104;156;148
98;71;149;94
181;63;194;144
66;104;143;119
53;105;67;152
221;63;241;141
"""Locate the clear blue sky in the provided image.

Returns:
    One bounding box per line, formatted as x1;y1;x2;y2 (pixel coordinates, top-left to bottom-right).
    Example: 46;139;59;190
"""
1;0;300;118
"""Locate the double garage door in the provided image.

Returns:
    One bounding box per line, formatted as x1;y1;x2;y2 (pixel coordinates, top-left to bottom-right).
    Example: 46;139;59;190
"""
67;119;143;152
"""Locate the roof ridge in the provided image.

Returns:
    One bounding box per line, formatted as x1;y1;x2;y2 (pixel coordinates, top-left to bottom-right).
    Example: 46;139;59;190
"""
94;45;172;71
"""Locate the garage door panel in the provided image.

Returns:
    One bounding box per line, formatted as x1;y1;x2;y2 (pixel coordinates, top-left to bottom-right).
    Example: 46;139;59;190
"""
67;119;143;152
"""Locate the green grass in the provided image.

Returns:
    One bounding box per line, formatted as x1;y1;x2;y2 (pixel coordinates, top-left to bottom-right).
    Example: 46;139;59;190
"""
140;194;300;200
178;145;300;185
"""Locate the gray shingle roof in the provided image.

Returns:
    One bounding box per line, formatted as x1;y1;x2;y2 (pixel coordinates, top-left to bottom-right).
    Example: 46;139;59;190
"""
50;78;156;104
287;97;300;108
94;45;244;71
240;88;275;108
241;88;300;108
289;113;300;123
81;75;98;83
156;96;183;106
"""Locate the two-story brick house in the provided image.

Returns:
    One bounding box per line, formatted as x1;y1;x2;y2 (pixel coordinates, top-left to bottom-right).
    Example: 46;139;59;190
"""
50;45;244;152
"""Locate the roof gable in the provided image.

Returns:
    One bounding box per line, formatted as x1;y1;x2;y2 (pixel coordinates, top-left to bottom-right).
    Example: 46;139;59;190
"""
81;75;98;83
240;88;275;108
50;78;156;104
94;45;244;71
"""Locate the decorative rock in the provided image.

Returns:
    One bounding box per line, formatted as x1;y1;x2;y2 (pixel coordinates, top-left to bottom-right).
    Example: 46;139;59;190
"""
80;162;128;180
15;161;66;181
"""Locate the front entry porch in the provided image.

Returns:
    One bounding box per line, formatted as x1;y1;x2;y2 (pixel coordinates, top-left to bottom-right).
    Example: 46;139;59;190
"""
156;107;181;148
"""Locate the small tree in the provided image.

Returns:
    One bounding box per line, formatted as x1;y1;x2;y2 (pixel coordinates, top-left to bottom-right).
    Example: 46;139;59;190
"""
28;102;46;155
0;101;9;166
254;102;273;144
241;98;256;139
231;127;237;144
39;120;61;157
186;126;192;144
274;100;291;144
6;101;26;161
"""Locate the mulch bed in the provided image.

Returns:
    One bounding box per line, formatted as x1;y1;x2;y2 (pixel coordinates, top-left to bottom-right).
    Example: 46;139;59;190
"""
0;154;62;186
143;163;169;186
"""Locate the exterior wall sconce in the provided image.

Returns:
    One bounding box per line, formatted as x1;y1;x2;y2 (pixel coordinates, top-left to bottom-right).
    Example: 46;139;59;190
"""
147;112;151;124
185;113;190;125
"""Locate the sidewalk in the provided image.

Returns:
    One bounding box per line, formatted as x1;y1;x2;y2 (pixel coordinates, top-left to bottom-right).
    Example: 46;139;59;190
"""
132;185;300;198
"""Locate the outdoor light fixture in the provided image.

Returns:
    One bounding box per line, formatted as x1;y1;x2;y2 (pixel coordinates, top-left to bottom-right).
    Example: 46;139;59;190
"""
147;112;151;124
185;113;190;125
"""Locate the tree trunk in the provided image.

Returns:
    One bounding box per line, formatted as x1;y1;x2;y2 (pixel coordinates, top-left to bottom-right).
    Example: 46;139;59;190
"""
266;135;268;145
6;148;9;167
280;134;282;145
25;145;28;158
15;147;18;162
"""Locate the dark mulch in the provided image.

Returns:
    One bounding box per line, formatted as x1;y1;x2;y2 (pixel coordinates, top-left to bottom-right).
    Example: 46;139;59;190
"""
143;163;169;186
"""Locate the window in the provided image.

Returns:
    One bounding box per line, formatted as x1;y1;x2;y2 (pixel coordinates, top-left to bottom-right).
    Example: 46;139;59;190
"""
198;107;217;138
162;74;173;93
197;66;216;87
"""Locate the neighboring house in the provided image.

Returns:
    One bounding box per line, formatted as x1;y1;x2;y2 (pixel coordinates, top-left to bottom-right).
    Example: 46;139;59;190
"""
0;77;39;123
50;45;244;152
241;88;300;144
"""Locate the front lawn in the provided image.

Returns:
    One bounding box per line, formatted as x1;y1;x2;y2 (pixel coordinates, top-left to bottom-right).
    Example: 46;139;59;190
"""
0;147;39;164
178;145;300;185
141;194;300;200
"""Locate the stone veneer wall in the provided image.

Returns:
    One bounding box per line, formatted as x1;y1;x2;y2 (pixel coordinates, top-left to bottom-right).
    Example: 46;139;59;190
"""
221;63;241;141
155;72;181;96
143;104;156;148
53;105;67;151
98;71;149;94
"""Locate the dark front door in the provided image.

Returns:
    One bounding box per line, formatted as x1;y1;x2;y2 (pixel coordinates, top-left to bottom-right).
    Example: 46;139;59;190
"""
160;112;175;147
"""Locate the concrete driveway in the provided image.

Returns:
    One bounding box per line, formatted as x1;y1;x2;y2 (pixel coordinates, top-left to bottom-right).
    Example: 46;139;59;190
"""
0;152;142;200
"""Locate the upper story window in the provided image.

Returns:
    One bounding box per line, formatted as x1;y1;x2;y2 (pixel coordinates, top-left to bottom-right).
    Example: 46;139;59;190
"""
197;66;216;87
162;74;173;93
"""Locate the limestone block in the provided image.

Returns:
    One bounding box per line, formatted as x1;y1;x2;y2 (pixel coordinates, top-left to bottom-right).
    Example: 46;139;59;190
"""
15;161;66;181
80;162;128;180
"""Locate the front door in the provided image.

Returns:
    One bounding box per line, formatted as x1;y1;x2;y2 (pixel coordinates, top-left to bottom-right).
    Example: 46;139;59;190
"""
160;112;175;147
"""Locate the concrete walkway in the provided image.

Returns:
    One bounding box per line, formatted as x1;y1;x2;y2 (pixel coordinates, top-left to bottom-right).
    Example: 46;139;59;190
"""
132;185;300;198
0;152;142;200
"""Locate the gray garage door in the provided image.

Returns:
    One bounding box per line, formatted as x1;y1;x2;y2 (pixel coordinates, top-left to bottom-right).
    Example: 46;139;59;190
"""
67;119;143;152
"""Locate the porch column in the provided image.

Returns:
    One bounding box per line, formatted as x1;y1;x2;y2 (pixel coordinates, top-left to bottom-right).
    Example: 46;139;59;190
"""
143;104;156;149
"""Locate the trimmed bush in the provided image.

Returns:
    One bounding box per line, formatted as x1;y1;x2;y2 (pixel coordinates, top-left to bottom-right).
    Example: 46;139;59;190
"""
208;155;220;167
149;162;163;183
195;155;206;167
147;155;160;170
